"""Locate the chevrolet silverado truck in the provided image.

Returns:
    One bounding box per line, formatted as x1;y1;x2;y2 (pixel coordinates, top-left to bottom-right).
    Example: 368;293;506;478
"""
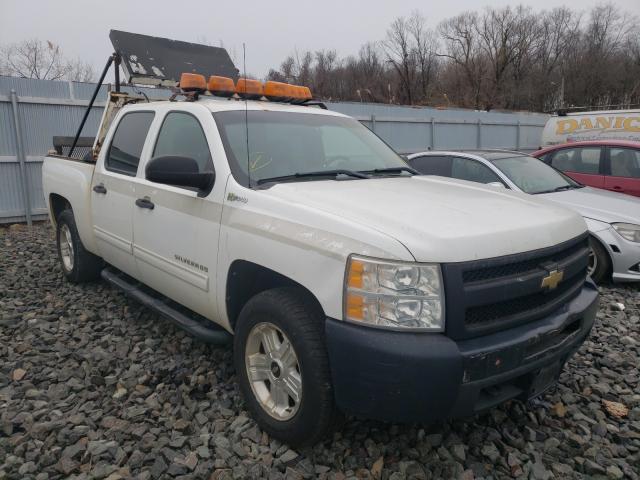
43;74;598;446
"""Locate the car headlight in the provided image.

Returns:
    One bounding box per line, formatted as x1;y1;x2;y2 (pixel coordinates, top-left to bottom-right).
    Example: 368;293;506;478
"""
612;223;640;243
344;255;445;331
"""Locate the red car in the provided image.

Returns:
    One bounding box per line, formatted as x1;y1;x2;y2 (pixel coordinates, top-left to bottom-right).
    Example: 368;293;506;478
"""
532;140;640;197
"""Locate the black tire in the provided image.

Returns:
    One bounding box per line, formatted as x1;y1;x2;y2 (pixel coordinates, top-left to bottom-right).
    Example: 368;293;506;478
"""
588;236;611;284
233;287;340;446
56;209;103;283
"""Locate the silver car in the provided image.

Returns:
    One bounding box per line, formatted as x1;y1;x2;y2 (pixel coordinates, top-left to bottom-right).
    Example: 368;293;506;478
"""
407;150;640;283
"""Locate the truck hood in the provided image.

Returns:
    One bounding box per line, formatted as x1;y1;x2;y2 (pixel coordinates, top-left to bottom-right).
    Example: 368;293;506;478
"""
263;176;586;263
539;187;640;225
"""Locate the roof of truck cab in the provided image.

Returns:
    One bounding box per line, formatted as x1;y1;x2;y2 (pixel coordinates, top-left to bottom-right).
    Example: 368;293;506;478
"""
131;96;348;117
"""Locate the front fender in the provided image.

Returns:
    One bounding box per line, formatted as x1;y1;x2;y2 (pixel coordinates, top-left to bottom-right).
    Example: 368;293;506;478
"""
216;190;413;329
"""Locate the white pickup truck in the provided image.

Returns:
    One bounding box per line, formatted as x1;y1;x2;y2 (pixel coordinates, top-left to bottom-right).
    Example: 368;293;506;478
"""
43;79;599;446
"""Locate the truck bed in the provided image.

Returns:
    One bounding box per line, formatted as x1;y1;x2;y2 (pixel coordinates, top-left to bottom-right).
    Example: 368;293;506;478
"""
42;154;98;253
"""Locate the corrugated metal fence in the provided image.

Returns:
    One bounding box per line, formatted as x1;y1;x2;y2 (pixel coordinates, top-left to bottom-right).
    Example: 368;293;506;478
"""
0;76;549;224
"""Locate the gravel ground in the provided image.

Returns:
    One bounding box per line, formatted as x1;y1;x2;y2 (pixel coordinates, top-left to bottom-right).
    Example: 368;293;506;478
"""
1;222;639;480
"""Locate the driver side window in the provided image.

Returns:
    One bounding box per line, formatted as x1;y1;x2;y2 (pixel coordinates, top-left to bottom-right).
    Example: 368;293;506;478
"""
153;112;214;173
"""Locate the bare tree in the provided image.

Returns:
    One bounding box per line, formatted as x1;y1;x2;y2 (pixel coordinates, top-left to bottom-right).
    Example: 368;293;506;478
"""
314;50;340;98
65;58;95;82
438;12;485;108
0;39;95;82
474;6;540;109
383;16;416;104
577;3;637;106
408;11;439;104
266;3;640;110
529;7;582;110
1;39;66;80
343;43;390;102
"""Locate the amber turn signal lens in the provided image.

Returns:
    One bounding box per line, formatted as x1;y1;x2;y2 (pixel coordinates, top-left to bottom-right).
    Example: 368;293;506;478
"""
208;76;235;97
180;72;206;92
235;78;264;99
347;258;364;289
345;293;365;320
263;81;294;101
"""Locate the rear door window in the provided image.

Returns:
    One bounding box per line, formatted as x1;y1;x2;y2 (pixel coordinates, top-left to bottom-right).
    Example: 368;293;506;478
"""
106;112;154;176
409;156;452;176
609;148;640;178
550;147;601;174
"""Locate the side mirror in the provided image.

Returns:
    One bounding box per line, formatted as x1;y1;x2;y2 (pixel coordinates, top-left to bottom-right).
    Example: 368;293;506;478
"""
146;155;215;197
487;181;505;189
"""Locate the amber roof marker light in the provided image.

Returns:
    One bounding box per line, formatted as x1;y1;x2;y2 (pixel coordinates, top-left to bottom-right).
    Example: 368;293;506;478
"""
179;73;207;92
236;78;264;100
290;85;313;103
208;76;236;97
263;81;294;102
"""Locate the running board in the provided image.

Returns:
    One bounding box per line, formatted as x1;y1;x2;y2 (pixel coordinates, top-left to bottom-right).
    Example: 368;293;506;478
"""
101;267;231;345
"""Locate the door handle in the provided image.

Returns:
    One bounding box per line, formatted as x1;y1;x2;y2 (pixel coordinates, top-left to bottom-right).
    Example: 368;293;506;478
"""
135;197;155;210
92;183;107;194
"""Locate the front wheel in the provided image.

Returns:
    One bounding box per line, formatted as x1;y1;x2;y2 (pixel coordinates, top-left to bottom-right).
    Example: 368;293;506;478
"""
56;209;103;282
233;287;340;446
588;236;611;284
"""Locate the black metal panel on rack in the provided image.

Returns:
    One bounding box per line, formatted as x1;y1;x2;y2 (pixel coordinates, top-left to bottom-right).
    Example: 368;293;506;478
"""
109;30;239;86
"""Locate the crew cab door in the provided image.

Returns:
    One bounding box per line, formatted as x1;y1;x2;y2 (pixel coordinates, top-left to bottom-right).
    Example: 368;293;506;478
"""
91;111;155;277
131;108;224;319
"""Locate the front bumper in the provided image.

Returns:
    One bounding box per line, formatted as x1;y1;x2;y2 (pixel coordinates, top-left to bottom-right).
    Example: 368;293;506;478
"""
325;280;599;423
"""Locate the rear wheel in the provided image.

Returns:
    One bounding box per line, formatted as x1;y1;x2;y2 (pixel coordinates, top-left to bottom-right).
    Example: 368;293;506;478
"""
56;209;103;282
588;236;611;284
233;287;340;446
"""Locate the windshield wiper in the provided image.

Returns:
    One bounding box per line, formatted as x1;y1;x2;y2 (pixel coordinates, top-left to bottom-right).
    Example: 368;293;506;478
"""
256;169;369;185
534;185;579;194
359;166;419;176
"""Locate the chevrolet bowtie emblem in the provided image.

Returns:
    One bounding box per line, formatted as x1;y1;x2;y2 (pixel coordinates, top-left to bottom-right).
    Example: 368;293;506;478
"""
541;269;564;290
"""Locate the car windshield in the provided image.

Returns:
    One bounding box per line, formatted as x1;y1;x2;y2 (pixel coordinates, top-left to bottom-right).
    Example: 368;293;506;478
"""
491;155;582;194
213;110;410;186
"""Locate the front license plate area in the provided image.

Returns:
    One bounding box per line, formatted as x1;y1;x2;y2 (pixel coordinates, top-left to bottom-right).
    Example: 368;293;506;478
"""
526;361;562;399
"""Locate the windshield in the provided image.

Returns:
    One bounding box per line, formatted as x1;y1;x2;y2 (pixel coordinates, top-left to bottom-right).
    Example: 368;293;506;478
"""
213;110;410;186
491;155;582;194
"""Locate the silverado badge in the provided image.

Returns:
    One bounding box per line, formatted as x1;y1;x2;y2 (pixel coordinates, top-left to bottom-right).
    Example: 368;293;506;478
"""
227;192;248;203
541;269;564;290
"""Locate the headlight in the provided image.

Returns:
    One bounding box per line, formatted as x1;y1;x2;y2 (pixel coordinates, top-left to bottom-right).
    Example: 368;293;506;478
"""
344;255;445;331
612;223;640;243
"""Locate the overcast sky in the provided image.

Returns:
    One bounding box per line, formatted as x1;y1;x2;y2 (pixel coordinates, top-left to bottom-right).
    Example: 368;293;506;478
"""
1;0;639;81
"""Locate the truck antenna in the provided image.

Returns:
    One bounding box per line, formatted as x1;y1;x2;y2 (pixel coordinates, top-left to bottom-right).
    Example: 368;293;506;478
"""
243;43;251;188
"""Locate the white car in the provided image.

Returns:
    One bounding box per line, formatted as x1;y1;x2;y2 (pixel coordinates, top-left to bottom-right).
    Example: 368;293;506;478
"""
43;77;598;446
408;150;640;283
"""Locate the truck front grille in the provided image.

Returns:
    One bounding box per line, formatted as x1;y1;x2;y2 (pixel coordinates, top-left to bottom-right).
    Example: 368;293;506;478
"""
462;239;587;283
441;233;589;340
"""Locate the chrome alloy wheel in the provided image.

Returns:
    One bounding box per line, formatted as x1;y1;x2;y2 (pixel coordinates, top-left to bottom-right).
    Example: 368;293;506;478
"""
588;247;597;277
59;223;74;272
245;322;302;420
